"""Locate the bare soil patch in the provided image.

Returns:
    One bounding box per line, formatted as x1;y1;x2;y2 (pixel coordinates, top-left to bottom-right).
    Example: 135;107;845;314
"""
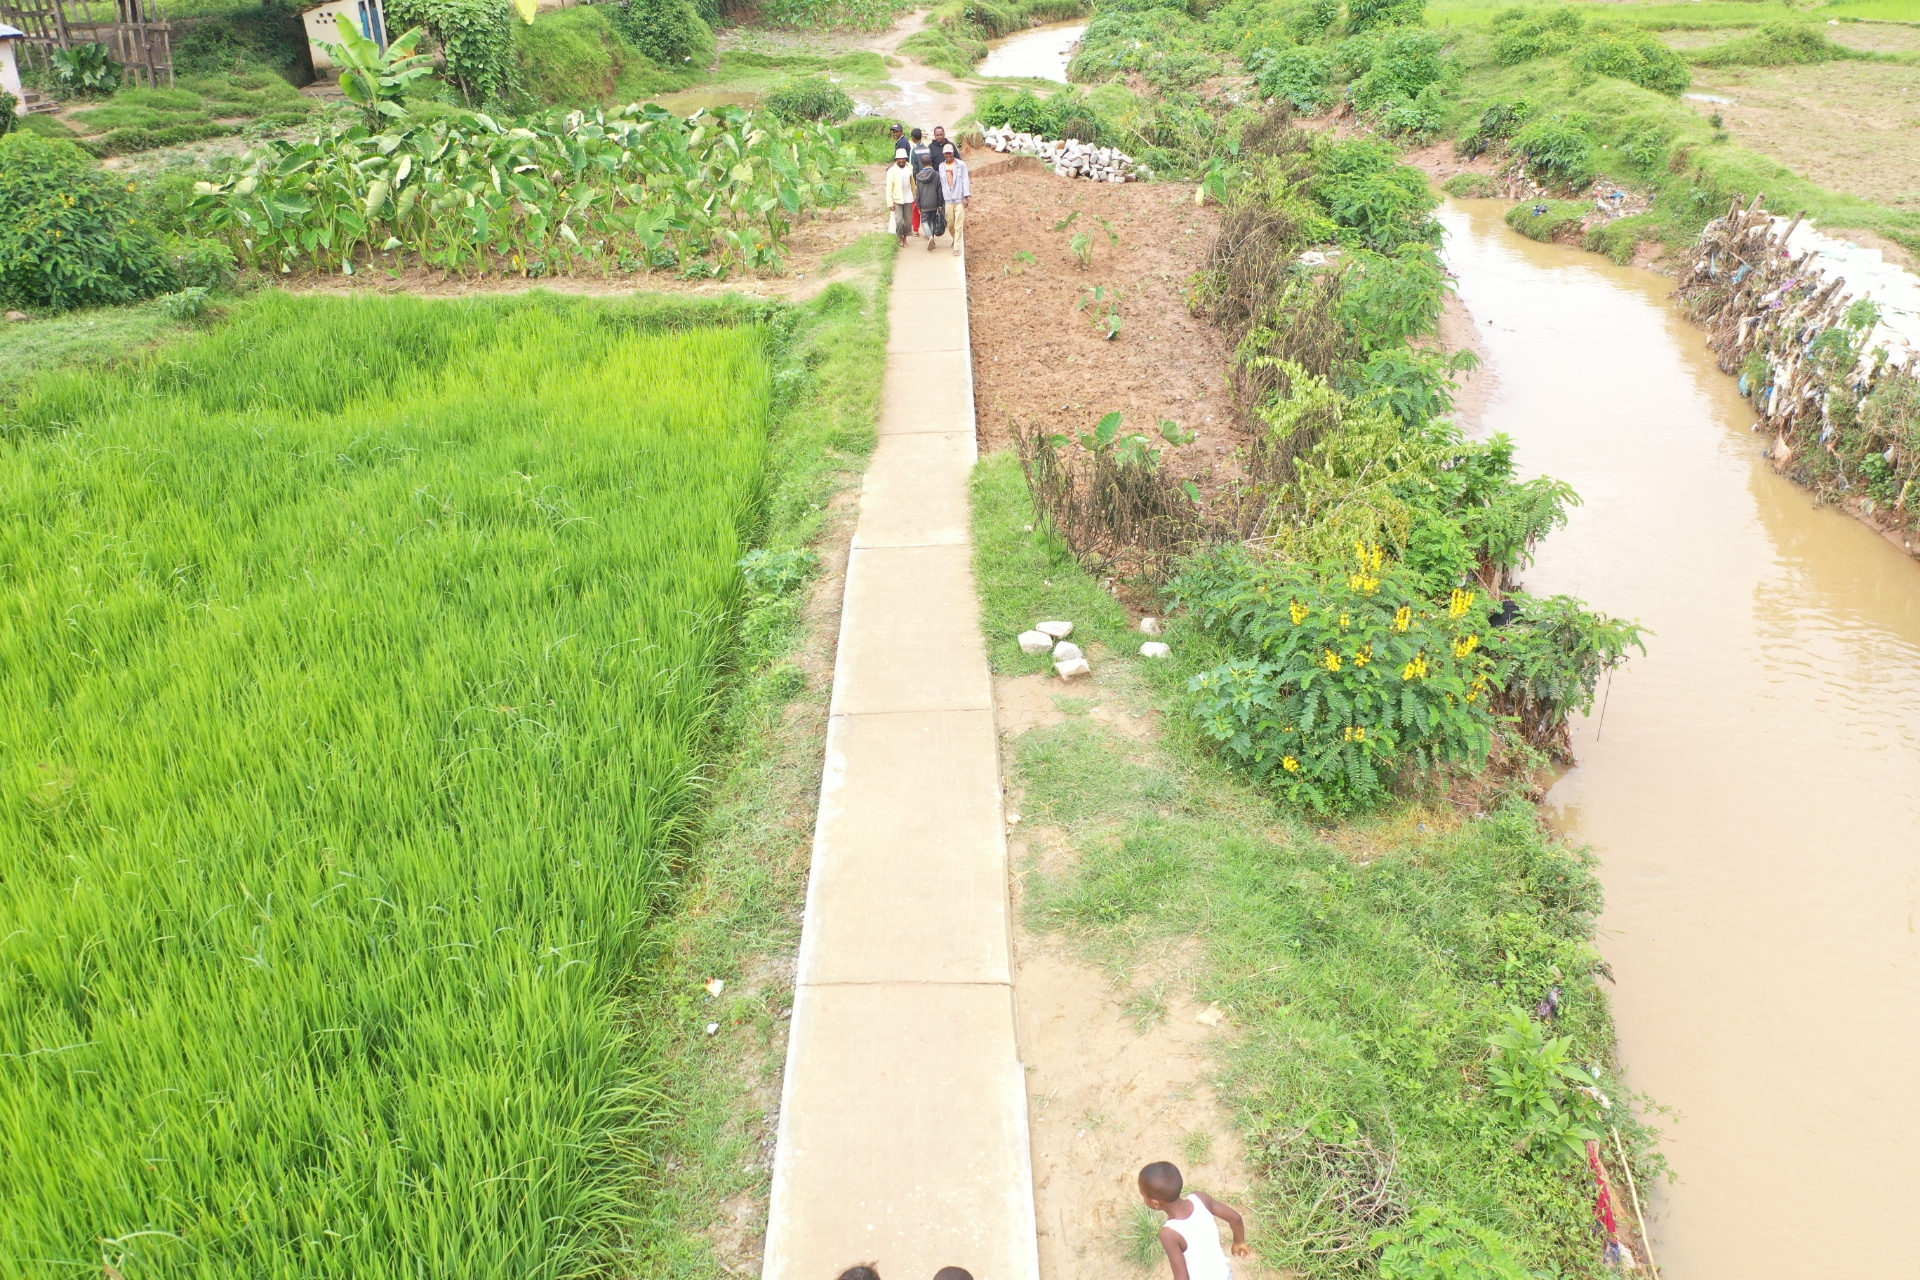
964;161;1240;483
1685;59;1920;213
996;673;1269;1280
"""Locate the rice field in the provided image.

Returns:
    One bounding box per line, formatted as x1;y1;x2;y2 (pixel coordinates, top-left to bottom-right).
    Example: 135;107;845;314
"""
0;292;774;1277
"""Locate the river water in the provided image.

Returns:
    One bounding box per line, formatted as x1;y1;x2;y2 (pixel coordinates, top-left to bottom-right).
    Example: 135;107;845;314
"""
977;20;1085;83
1439;199;1920;1278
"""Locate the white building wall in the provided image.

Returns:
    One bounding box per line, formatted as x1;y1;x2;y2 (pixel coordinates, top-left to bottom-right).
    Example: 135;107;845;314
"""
1;40;24;103
301;0;387;72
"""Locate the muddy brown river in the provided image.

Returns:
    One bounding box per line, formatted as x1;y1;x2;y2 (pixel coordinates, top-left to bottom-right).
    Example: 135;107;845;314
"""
1440;199;1920;1279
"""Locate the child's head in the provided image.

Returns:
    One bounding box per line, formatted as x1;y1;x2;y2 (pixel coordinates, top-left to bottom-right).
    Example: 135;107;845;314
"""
932;1269;974;1280
1138;1161;1184;1210
837;1266;881;1280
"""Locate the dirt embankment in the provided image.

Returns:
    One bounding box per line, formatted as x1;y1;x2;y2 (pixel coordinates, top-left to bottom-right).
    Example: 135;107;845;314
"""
963;159;1241;485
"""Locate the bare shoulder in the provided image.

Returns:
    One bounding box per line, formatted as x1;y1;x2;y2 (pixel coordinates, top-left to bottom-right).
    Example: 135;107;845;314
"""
1194;1189;1240;1217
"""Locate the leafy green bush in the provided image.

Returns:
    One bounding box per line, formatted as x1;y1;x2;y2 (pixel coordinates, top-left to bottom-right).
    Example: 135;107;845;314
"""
386;0;522;105
1456;97;1529;158
607;0;715;71
166;234;239;289
1372;1207;1532;1280
974;85;1112;143
1345;27;1451;112
1511;115;1591;188
51;42;122;96
1489;5;1581;66
1346;0;1424;34
1570;29;1689;96
171;1;313;82
1174;544;1498;812
1692;22;1859;68
1441;172;1502;198
763;76;854;123
1311;138;1440;251
0;134;173;311
1069;5;1220;88
1250;45;1335;111
1380;86;1443;141
0;91;18;136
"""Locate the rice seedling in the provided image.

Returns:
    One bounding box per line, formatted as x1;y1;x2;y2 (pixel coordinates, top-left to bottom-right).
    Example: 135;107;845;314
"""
0;291;775;1278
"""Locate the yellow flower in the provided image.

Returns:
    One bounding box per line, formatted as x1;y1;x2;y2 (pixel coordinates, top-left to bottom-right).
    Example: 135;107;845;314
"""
1338;612;1351;628
1449;588;1475;618
1343;725;1367;742
1282;756;1301;772
1453;634;1480;659
1324;649;1342;672
1354;644;1373;667
1394;606;1412;633
1289;599;1309;625
1401;652;1429;681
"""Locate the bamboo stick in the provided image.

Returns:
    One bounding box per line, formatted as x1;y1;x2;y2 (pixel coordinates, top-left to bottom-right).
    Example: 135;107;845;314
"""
1612;1127;1660;1279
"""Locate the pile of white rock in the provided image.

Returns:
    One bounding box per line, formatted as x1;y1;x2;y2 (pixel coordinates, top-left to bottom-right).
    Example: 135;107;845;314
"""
980;126;1144;184
1016;617;1171;680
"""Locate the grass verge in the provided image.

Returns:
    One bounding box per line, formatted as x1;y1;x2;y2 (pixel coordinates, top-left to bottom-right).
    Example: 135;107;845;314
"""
972;449;1662;1277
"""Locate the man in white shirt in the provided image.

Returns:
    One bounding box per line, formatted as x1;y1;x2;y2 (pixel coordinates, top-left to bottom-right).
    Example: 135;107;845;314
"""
884;151;915;246
938;148;970;257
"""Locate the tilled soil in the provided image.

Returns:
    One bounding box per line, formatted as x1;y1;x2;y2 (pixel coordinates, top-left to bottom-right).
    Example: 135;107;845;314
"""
963;159;1241;482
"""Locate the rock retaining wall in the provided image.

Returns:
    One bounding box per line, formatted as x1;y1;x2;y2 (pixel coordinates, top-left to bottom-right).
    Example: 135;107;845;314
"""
980;126;1144;183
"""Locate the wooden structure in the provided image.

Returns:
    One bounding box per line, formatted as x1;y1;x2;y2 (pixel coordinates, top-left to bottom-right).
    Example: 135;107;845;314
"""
0;0;173;89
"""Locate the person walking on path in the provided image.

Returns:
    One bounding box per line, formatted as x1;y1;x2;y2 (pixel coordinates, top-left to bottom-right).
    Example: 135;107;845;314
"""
938;147;969;257
913;145;946;251
1137;1162;1250;1280
927;125;955;168
889;122;907;156
885;150;916;246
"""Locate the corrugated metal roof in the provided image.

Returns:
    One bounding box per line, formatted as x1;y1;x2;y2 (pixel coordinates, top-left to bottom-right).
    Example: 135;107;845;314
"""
0;22;28;38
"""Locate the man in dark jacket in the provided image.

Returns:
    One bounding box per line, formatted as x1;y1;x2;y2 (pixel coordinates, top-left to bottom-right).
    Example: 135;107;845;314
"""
913;146;946;251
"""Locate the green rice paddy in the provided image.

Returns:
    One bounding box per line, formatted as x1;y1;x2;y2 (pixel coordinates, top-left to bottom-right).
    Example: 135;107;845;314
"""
0;292;774;1277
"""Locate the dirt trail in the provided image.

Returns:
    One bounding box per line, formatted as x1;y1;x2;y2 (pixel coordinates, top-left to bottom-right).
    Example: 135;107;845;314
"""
996;674;1272;1280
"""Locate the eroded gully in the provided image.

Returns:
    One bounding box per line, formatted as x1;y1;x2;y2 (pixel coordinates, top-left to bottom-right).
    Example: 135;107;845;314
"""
1439;198;1920;1279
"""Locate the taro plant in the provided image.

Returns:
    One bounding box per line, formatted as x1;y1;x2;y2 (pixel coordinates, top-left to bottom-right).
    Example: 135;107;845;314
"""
186;102;860;278
1077;283;1122;339
50;42;122;96
1172;542;1498;812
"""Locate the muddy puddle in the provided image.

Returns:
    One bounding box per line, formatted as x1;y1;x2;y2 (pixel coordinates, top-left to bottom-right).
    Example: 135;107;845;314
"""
977;20;1084;82
1439;199;1920;1279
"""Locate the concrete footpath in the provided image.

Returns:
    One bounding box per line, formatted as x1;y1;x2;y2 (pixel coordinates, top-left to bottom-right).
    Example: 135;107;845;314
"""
760;240;1041;1280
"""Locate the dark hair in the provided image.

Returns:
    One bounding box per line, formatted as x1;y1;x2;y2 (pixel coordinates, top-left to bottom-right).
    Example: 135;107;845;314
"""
837;1267;881;1280
932;124;946;132
933;1270;974;1280
910;127;923;140
1139;1161;1183;1200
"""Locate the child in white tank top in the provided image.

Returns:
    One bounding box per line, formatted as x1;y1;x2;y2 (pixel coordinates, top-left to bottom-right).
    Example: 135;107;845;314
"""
1137;1161;1250;1280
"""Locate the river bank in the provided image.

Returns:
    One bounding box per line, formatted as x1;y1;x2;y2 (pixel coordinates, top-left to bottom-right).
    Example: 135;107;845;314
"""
1442;196;1920;1278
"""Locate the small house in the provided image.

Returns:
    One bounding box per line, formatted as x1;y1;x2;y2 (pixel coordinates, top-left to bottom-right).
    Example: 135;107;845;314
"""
297;0;387;73
1;24;25;108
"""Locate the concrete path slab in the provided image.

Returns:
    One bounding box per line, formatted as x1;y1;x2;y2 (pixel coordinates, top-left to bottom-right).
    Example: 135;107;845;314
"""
768;983;1034;1280
764;138;1038;1280
796;708;1010;986
853;432;975;549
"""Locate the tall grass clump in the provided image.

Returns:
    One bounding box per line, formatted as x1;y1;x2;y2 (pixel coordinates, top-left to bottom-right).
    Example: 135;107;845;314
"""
0;291;775;1278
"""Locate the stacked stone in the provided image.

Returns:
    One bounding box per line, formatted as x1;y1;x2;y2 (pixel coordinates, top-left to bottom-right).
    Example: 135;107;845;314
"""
980;125;1144;183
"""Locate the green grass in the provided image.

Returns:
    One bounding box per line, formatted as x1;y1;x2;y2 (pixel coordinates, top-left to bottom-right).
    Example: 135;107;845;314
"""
0;289;784;1277
0;298;208;403
1505;197;1588;242
1427;0;1920;30
971;450;1662;1277
1442;28;1920;254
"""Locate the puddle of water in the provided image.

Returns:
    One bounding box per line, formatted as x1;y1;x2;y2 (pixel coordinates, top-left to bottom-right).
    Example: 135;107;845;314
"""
1439;198;1920;1279
977;20;1085;83
647;89;758;116
1684;92;1737;106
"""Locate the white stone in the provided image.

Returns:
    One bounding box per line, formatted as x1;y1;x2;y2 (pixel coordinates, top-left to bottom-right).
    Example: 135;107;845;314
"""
1036;620;1073;638
1017;630;1053;655
1139;617;1163;636
1054;657;1091;681
1139;642;1171;659
1051;640;1083;662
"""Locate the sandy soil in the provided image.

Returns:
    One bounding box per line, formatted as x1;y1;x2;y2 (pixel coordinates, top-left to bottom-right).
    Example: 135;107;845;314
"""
963;160;1241;481
995;673;1270;1280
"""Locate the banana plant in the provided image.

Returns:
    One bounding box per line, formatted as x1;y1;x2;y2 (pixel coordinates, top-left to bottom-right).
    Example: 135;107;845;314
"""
321;25;435;127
